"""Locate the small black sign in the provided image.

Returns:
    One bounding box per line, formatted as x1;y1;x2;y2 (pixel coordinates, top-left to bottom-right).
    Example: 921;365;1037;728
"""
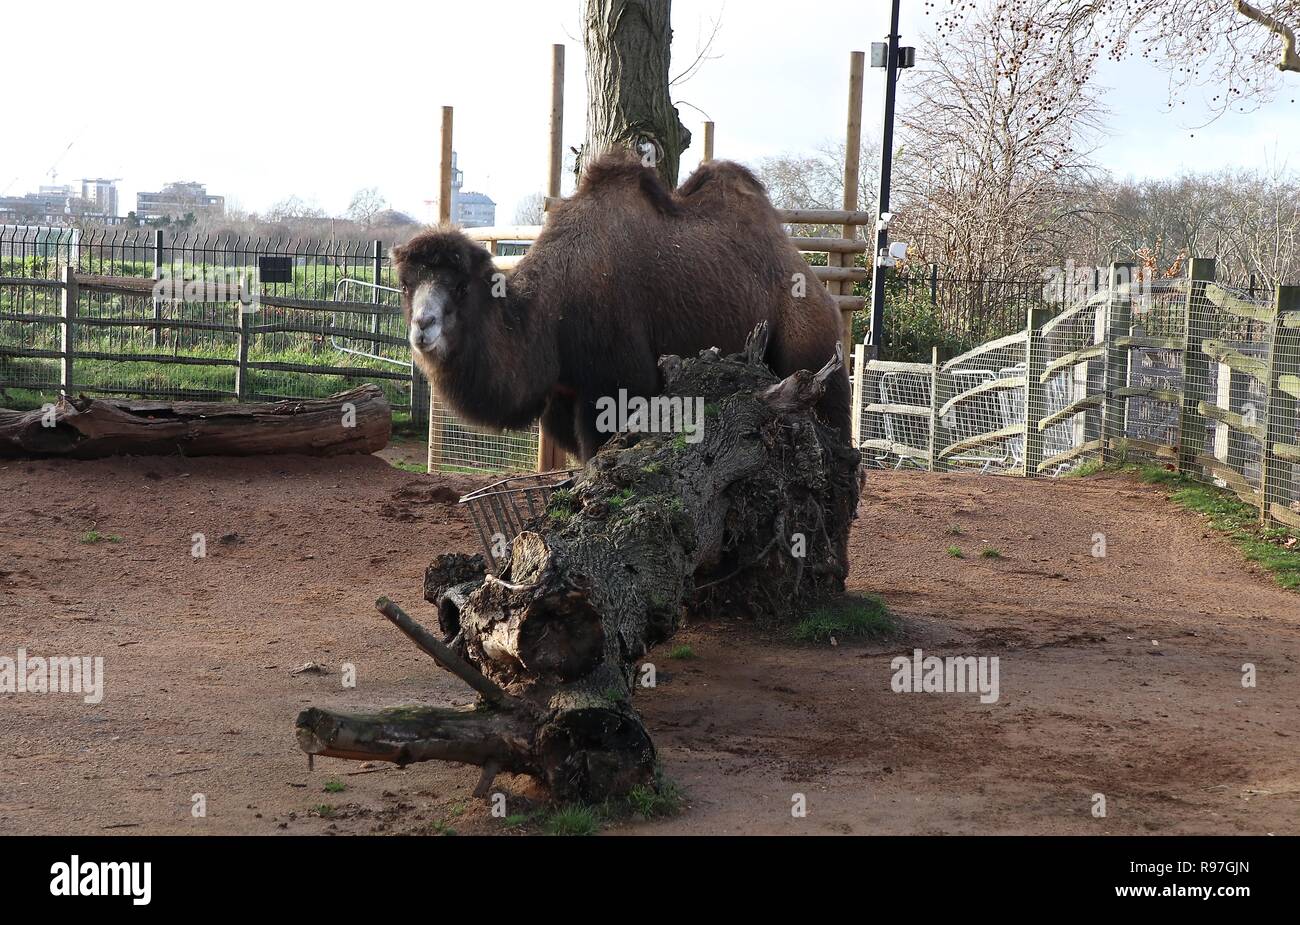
258;255;294;284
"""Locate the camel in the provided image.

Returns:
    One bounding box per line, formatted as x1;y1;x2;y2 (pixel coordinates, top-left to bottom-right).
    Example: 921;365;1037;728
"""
393;148;850;461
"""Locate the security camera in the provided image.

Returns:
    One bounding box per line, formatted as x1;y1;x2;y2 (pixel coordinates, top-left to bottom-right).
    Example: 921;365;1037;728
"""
876;212;894;233
888;241;910;260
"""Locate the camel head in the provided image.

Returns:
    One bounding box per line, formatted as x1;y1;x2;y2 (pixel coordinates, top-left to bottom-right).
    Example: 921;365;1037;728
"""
391;228;497;370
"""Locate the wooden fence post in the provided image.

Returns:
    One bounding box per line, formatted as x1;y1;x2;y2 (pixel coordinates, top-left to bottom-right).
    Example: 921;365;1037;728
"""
702;121;715;162
428;105;454;474
1176;258;1216;476
837;50;866;369
1262;286;1300;528
536;44;568;472
1023;305;1054;476
59;265;77;396
1102;262;1134;464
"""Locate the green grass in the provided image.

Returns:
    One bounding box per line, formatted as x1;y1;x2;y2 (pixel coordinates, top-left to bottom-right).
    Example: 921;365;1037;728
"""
626;776;683;820
979;547;1003;559
542;804;602;836
667;644;696;660
1061;458;1105;478
606;487;635;511
946;545;964;558
322;778;347;794
945;524;963;536
312;804;335;818
388;458;427;474
792;594;898;643
79;530;120;544
1086;463;1300;591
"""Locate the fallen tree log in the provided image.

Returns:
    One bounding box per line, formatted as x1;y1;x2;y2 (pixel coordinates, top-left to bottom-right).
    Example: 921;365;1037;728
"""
0;384;390;458
297;326;861;801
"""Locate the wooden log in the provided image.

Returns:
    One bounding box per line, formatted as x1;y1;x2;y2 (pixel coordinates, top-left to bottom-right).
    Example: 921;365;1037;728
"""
297;327;861;801
0;384;390;459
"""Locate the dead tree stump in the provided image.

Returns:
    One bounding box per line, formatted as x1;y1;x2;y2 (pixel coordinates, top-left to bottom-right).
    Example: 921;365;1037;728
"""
0;385;390;458
297;326;861;801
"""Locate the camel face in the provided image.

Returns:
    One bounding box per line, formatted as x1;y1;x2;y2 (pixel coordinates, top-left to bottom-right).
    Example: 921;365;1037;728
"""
407;275;461;361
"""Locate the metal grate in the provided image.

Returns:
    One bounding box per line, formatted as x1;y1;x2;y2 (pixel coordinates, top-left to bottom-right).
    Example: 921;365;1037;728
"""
459;468;578;569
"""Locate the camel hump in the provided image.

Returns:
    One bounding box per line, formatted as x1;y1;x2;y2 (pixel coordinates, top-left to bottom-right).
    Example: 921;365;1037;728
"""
576;148;680;216
677;159;768;200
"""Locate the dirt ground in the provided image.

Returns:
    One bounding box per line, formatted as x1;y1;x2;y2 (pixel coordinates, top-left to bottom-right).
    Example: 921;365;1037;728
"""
2;438;1297;835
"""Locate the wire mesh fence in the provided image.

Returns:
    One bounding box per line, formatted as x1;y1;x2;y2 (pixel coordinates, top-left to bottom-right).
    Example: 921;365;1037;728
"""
851;258;1300;531
931;331;1028;475
856;359;933;469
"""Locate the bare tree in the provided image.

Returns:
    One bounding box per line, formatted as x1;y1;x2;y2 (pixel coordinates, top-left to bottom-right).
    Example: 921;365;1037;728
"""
513;192;546;225
933;1;1300;116
896;2;1105;279
345;187;388;225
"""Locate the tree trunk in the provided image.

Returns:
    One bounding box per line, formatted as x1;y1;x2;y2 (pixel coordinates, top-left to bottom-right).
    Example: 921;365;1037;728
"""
581;0;691;186
297;328;860;802
0;384;390;459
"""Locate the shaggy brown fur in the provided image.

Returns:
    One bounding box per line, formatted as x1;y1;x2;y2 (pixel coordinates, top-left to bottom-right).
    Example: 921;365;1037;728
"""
393;149;849;461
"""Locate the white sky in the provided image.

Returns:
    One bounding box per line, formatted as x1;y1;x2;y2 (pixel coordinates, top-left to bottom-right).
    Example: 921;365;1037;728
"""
4;0;1299;225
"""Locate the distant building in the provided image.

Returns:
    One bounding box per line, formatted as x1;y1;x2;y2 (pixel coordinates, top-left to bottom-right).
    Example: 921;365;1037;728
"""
136;181;225;223
79;178;119;218
0;178;120;224
428;152;496;227
456;190;496;227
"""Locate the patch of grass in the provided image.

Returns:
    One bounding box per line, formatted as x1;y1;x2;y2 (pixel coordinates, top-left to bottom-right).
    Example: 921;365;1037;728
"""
388;458;427;474
606;487;635;511
626;775;683;820
322;778;347;794
946;545;964;558
547;488;578;524
78;530;120;544
312;804;335;818
502;813;531;827
945;524;963;536
640;461;664;475
1062;458;1105;478
667;644;696;660
542;804;601;836
792;594;898;643
1125;464;1300;591
979;547;1003;559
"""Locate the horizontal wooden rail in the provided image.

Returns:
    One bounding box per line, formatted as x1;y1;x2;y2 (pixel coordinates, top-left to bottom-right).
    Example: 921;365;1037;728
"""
859;438;930;460
864;402;930;417
938;423;1024;459
1037;394;1103;431
936;375;1024;419
0;276;63;288
1196;401;1267;440
941;330;1027;372
813;266;869;283
1193;453;1259;504
1040;344;1104;383
790;236;868;254
1201;339;1268;383
1114;334;1183;350
1036;439;1104;473
1113;385;1181;404
1203;283;1276;323
244;360;409;381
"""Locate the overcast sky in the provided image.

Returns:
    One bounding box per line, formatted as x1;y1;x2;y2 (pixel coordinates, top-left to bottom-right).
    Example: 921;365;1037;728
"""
4;0;1299;225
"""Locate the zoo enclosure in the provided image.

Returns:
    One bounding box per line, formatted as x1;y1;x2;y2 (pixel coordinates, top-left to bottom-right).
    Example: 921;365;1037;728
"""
854;258;1300;531
0;225;429;421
